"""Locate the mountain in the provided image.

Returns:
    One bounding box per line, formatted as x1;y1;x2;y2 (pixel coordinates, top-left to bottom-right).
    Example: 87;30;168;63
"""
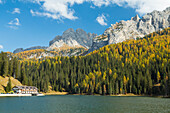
48;28;97;51
88;7;170;52
3;27;169;96
13;28;97;58
13;46;48;53
12;7;170;58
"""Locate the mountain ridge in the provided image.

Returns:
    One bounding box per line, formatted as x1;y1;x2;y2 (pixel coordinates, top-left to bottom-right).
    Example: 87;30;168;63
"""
13;28;97;57
48;28;97;51
13;46;48;53
88;6;170;53
12;7;170;58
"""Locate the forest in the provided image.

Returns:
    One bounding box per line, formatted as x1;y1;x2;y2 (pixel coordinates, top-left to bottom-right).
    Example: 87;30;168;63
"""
0;27;169;96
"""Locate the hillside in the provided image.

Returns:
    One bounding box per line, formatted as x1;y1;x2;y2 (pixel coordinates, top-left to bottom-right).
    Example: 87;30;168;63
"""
1;27;169;96
0;76;22;93
9;48;87;60
13;46;48;54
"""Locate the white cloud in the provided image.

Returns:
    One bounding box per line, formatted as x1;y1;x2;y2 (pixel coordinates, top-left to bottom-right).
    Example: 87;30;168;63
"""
8;18;20;26
8;18;21;29
96;14;107;26
12;8;20;14
109;0;170;15
90;0;110;7
0;45;3;49
0;0;2;4
29;0;84;20
27;0;170;20
29;0;111;20
30;9;61;20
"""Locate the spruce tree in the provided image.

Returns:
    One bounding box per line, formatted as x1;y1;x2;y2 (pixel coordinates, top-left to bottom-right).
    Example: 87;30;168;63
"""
6;77;12;93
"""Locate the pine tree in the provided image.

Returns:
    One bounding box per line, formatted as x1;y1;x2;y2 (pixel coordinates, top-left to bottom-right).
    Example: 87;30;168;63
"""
3;55;9;76
6;77;12;93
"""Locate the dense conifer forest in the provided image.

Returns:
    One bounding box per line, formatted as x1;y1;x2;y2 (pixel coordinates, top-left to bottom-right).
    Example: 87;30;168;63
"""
0;27;169;96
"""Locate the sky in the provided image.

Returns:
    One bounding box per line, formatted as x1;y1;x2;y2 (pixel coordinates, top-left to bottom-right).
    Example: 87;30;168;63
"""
0;0;170;52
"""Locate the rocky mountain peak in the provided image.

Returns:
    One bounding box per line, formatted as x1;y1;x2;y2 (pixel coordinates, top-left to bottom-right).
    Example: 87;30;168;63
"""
76;28;87;37
89;7;170;53
64;28;75;33
13;46;48;53
62;28;76;40
76;28;85;32
164;6;170;12
132;14;140;21
48;28;97;52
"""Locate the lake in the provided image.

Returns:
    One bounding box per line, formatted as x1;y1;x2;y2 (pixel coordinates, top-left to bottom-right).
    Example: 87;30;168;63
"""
0;95;169;113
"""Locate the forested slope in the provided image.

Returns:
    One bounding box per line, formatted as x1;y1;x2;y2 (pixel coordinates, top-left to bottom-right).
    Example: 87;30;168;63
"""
0;27;169;96
8;47;87;60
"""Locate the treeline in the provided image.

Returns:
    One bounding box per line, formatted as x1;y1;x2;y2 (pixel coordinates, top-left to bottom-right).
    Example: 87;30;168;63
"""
0;27;170;96
0;53;18;77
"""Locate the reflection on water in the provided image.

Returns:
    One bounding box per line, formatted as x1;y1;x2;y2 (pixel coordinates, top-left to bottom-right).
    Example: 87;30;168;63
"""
0;95;169;113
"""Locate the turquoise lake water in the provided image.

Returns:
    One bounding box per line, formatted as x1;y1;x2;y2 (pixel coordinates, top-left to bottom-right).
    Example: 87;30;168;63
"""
0;95;169;113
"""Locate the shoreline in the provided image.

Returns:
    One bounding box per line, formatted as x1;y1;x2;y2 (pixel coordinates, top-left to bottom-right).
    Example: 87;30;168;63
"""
42;92;68;95
43;92;142;96
42;92;170;98
0;93;44;97
0;92;169;98
0;94;32;97
1;90;169;98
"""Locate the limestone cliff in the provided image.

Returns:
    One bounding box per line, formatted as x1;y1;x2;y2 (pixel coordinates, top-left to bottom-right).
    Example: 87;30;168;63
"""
89;7;170;52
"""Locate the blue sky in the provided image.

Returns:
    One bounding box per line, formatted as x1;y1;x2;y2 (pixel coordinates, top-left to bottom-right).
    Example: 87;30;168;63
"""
0;0;169;52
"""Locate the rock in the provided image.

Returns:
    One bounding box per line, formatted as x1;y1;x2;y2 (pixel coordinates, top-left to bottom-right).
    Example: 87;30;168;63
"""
132;14;140;22
24;46;48;51
48;28;97;51
89;7;170;53
13;48;24;53
49;36;62;46
13;46;48;53
13;28;97;57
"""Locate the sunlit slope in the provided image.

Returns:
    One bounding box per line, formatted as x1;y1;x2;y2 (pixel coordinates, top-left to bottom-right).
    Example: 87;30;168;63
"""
0;76;22;93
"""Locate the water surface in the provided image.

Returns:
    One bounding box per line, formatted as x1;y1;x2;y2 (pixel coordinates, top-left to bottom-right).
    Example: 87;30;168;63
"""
0;95;169;113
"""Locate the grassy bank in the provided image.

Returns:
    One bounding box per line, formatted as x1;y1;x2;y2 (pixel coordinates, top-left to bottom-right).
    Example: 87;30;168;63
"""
42;91;68;95
42;92;141;96
0;76;22;93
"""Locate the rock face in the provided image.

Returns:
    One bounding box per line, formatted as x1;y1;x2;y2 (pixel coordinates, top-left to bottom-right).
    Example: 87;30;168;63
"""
13;48;24;53
13;28;97;57
48;28;97;51
13;46;48;53
89;7;170;52
24;46;48;51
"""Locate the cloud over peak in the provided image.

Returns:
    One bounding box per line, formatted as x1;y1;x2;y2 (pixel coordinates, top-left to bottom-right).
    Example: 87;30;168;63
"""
96;14;107;26
28;0;170;21
112;0;170;15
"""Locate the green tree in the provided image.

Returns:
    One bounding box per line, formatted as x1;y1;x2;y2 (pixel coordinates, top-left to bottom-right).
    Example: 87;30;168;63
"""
6;77;12;93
